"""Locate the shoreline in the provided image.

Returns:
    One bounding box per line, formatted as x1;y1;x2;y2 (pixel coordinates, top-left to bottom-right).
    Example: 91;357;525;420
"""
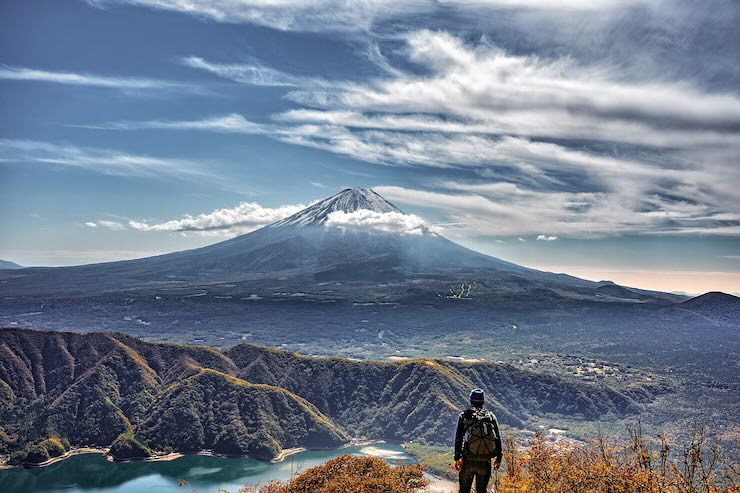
270;447;306;463
0;439;416;471
344;439;385;448
7;447;108;469
106;452;184;464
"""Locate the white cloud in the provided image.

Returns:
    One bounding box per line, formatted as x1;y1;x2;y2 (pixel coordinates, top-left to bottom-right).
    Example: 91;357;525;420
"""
180;57;300;86
324;209;433;235
286;29;740;142
97;220;126;230
88;0;659;32
375;183;740;238
0;139;204;178
274;30;739;239
180;56;337;90
128;201;307;236
83;220;125;230
88;0;416;31
74;113;264;134
536;235;558;241
76;30;740;240
0;65;181;91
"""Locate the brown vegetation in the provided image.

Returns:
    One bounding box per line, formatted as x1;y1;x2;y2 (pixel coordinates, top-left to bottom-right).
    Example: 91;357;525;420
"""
493;427;739;493
176;429;739;493
239;455;428;493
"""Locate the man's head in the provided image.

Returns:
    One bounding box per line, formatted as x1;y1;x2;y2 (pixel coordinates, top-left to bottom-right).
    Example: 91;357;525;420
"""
470;388;485;408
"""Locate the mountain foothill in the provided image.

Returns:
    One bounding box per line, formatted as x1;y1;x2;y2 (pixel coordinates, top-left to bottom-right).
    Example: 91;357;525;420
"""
0;329;649;464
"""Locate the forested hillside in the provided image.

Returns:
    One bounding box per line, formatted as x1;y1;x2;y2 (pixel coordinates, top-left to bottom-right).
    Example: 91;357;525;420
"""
0;328;650;464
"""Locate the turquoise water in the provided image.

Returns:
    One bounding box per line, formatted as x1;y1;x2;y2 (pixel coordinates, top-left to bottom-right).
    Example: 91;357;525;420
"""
0;444;413;493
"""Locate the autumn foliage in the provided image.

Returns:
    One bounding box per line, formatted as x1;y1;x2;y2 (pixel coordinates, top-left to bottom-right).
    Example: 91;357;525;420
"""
241;455;428;493
178;428;740;493
493;427;739;493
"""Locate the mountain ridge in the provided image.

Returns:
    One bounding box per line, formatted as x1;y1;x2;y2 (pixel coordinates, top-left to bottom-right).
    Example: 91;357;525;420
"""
676;291;740;326
0;260;22;270
0;328;652;463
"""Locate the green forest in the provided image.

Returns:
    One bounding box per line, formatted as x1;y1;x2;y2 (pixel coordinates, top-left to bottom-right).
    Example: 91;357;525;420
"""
0;328;655;465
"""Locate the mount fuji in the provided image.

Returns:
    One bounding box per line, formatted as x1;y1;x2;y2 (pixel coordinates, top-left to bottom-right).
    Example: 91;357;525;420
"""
3;188;736;374
0;188;602;295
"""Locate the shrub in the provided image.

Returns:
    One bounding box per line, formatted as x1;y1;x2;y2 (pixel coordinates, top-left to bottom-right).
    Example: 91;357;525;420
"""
492;427;739;493
19;436;68;464
241;455;428;493
109;432;152;460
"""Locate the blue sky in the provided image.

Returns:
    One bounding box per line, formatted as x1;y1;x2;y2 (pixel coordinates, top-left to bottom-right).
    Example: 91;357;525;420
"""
1;0;739;295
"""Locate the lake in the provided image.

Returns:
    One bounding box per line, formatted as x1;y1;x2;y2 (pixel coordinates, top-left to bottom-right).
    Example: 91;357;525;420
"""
0;443;414;493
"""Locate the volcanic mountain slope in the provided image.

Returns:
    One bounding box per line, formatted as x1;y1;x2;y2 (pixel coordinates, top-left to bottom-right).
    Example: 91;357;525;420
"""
0;260;22;270
0;187;686;352
0;188;666;298
675;292;740;326
0;328;649;462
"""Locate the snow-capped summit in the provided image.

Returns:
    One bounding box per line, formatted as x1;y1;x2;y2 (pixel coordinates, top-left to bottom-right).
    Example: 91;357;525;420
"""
1;187;579;291
272;188;401;228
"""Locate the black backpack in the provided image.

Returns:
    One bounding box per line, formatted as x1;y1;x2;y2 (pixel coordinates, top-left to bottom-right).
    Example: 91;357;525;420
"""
462;408;499;460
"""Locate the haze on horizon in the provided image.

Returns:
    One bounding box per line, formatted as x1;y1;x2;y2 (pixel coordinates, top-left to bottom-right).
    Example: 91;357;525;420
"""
1;0;739;296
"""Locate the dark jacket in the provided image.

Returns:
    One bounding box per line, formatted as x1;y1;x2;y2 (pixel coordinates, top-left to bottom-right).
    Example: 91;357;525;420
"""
454;407;502;461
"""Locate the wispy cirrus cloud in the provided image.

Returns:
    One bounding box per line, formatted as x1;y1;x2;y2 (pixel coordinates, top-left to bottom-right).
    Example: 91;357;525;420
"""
374;183;740;239
86;0;663;32
74;29;740;240
87;0;420;31
0;139;203;178
72;113;264;134
78;111;740;238
282;30;740;143
180;56;312;87
0;64;184;91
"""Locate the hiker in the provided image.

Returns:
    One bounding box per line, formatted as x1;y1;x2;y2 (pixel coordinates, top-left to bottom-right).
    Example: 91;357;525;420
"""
454;388;502;493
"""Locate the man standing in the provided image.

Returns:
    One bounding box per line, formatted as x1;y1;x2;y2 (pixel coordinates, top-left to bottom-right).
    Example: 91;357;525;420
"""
454;389;502;493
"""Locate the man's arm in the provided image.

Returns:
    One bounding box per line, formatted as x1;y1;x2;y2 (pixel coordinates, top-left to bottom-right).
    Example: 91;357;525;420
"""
492;415;503;462
454;414;465;460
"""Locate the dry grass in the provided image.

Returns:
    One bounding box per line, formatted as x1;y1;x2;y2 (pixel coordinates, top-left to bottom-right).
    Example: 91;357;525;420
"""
178;427;738;493
493;426;739;493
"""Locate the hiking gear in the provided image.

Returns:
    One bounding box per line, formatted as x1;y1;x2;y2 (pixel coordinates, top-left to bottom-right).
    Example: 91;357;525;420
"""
458;458;491;493
462;407;500;461
454;408;503;462
469;388;485;404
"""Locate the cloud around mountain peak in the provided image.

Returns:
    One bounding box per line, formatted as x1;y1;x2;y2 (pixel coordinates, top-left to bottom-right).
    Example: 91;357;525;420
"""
116;190;435;238
324;209;433;236
128;201;308;236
